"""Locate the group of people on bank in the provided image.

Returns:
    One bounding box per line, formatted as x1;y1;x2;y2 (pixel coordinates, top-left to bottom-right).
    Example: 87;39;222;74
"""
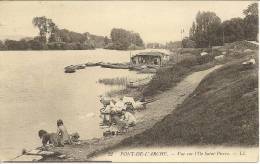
100;96;144;135
38;119;80;148
37;96;144;147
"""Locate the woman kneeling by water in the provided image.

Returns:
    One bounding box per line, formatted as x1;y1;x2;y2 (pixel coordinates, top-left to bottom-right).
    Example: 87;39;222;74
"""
114;109;136;132
38;130;63;147
121;109;136;127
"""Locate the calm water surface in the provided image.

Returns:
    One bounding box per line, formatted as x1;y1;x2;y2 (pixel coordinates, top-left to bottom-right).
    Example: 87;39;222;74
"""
0;49;166;160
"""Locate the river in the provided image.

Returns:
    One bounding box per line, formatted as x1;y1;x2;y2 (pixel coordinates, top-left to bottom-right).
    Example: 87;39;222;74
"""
0;49;169;160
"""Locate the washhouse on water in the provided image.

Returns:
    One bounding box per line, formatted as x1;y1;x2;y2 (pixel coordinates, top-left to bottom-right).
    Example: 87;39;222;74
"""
130;51;170;67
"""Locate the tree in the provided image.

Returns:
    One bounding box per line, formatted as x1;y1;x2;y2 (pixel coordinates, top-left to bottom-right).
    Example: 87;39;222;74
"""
189;22;196;39
243;3;258;16
32;16;58;43
165;41;181;50
86;32;106;48
222;18;245;43
27;38;45;50
0;40;6;50
182;37;196;48
4;39;29;50
110;28;131;50
243;3;258;41
104;36;110;46
131;33;144;47
189;11;222;48
109;28;144;50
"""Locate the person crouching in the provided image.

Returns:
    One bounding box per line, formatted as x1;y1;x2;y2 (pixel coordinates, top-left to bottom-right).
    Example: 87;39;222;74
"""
121;109;136;127
119;109;137;133
38;130;62;147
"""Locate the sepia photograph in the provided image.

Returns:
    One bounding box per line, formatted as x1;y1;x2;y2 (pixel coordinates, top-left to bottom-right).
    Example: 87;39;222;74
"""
0;1;258;162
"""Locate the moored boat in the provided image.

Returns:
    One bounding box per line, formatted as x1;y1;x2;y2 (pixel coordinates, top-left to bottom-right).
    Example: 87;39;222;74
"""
65;68;76;73
100;63;130;69
64;65;76;73
85;62;101;67
75;64;86;69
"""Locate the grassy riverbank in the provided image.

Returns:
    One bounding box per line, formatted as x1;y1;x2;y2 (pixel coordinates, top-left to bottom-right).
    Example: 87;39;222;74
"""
116;50;258;147
143;55;215;97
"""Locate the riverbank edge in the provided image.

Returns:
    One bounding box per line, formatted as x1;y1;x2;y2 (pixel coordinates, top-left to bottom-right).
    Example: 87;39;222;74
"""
40;60;219;161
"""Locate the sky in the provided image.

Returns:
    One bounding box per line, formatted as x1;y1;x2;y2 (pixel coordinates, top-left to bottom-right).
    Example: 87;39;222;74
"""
0;1;254;44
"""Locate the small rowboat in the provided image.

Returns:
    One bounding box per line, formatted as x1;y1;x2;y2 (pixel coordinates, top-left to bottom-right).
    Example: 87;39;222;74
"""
85;62;101;67
64;66;76;73
65;68;76;73
75;64;86;69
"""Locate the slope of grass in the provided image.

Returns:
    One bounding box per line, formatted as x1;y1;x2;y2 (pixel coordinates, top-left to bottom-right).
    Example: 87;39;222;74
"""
120;52;258;146
143;54;215;97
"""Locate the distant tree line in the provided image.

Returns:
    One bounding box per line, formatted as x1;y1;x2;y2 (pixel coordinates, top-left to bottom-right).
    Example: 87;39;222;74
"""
146;42;165;49
147;41;187;50
165;41;181;49
0;17;145;51
104;28;144;50
186;3;258;48
0;16;106;50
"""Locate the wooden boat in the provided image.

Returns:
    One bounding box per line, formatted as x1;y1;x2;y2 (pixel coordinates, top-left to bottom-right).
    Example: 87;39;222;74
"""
85;62;100;67
75;64;86;69
64;65;77;73
64;67;76;73
64;65;75;69
100;63;130;69
65;69;76;73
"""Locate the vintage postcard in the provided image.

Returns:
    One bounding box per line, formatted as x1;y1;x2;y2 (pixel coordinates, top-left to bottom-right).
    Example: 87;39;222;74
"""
0;1;258;162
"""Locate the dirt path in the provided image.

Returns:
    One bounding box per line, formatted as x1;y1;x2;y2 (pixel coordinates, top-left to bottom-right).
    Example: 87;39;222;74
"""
43;65;222;161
